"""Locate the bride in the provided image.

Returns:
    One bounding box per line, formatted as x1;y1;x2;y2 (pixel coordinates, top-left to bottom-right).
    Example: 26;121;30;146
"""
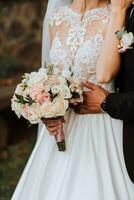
12;0;134;199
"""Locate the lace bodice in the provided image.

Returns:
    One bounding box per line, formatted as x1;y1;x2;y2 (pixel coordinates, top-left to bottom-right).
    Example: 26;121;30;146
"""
49;5;115;92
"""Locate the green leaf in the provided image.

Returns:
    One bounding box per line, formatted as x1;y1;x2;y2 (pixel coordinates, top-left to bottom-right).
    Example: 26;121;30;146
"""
46;64;54;75
115;30;127;40
15;94;26;104
15;94;35;106
25;95;36;106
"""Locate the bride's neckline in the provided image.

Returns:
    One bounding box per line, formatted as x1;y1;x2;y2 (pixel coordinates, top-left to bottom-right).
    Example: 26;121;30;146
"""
66;4;109;16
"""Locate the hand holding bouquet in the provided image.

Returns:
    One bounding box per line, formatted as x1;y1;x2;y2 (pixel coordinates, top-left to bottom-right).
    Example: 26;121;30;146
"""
11;65;83;151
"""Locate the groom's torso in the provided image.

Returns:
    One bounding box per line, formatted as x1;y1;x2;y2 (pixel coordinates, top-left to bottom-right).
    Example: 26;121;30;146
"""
116;5;134;183
117;5;134;92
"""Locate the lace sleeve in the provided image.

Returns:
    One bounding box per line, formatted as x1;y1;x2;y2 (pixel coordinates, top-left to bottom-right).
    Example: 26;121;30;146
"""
49;6;64;27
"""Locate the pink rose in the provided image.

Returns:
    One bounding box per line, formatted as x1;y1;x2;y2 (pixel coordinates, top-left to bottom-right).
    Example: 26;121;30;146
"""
36;92;50;105
27;82;45;99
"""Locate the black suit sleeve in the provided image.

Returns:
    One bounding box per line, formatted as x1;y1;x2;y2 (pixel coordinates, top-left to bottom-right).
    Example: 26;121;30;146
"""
106;92;134;121
106;5;134;121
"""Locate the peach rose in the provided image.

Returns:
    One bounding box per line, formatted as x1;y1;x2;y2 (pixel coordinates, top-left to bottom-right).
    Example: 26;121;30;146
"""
41;102;55;118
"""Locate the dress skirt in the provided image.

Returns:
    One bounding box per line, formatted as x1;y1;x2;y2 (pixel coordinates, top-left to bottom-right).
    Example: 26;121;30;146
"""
11;109;134;200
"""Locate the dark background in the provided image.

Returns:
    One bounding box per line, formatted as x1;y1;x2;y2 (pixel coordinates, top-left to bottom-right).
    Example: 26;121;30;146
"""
0;0;48;199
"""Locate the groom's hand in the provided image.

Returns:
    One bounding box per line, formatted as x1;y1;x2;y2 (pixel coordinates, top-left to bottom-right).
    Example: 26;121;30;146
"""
74;81;109;114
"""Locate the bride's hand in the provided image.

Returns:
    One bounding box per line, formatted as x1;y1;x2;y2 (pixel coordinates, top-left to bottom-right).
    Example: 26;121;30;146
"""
111;0;134;12
42;117;65;136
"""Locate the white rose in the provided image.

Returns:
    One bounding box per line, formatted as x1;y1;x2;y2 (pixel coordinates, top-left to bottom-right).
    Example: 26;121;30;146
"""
59;85;72;99
38;67;47;74
27;70;48;86
121;32;134;48
54;98;69;116
27;72;39;85
51;85;61;94
41;97;69;118
15;83;24;95
11;99;22;118
61;69;72;80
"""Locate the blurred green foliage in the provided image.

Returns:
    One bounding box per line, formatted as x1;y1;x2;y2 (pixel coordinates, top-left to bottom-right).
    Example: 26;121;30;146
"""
0;136;36;200
0;0;38;17
0;55;24;79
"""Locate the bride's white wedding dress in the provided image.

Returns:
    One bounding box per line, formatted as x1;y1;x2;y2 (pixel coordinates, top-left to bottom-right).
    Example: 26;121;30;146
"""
12;5;134;200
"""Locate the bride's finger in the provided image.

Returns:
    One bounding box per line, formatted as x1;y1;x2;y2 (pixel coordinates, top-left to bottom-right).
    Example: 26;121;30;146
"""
43;119;58;123
43;119;61;125
47;127;60;135
45;121;61;126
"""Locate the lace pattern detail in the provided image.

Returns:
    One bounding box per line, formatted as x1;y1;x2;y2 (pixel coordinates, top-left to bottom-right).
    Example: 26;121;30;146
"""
49;7;65;26
49;5;110;27
49;5;110;56
49;5;115;93
73;32;104;80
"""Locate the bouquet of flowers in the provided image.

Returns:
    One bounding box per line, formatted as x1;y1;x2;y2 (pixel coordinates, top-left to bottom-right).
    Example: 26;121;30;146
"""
11;65;83;151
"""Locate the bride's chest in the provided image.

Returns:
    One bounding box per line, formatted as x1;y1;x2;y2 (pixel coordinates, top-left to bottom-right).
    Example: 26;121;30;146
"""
49;5;110;69
50;30;104;67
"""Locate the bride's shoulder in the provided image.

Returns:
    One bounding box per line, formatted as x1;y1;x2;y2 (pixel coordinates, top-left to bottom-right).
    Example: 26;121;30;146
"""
49;6;67;27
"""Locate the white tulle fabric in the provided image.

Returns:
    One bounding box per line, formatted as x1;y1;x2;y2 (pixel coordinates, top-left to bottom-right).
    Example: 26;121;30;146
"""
12;5;134;200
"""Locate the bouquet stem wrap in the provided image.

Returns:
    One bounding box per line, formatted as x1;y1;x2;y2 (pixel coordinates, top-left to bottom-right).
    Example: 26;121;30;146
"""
54;117;66;151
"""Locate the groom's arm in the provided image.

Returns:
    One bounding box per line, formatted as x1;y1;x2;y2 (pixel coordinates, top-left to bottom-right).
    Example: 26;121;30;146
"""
106;92;134;121
74;82;134;121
